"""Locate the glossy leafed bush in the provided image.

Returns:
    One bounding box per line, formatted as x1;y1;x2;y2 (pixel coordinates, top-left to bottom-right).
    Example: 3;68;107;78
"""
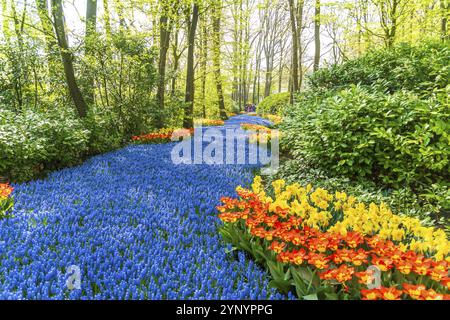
0;109;90;182
307;41;450;95
282;86;449;189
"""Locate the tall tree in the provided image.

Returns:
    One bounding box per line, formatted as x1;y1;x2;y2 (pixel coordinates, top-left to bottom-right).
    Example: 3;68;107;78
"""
313;0;321;71
1;0;10;40
252;33;262;104
155;1;172;127
296;0;305;88
211;0;227;120
51;0;88;118
262;4;281;98
183;2;199;128
199;13;208;118
441;0;449;40
84;0;97;105
288;0;299;94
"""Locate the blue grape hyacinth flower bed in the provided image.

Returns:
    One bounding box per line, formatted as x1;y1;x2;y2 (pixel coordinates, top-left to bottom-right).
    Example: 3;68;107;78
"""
0;115;291;299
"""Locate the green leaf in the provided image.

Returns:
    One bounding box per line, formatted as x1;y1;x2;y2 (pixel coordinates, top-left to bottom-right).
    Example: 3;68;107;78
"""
302;293;319;300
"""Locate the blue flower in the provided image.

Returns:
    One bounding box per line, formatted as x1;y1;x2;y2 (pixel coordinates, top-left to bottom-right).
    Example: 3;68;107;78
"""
0;115;286;300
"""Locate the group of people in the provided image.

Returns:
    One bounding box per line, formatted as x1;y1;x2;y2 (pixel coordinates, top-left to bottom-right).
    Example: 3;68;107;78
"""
244;103;256;113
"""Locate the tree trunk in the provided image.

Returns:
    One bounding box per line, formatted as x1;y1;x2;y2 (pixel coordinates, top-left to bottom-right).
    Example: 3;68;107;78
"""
170;28;180;96
200;15;208;118
441;0;449;41
51;0;88;118
313;0;320;72
252;36;262;104
211;0;227;120
288;0;299;95
264;55;272;97
155;11;171;128
278;45;283;93
231;1;240;105
297;0;304;88
183;3;199;128
1;0;10;39
84;0;97;105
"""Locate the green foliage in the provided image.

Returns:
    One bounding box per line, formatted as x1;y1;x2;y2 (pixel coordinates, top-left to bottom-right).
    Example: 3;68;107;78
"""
283;86;449;188
83;34;158;136
0;196;14;219
0;198;13;219
279;42;450;226
0;108;90;182
83;110;123;155
0;32;161;182
257;92;290;115
308;41;450;95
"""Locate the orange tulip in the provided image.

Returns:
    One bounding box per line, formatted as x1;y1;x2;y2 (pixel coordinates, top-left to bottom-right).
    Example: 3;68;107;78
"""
270;241;286;254
428;268;448;282
351;249;368;266
421;289;446;300
308;253;330;270
395;261;413;275
441;278;450;290
379;286;403;300
290;249;308;265
371;255;394;271
355;270;375;285
403;283;426;300
360;289;381;300
413;261;432;276
344;232;364;248
334;265;355;283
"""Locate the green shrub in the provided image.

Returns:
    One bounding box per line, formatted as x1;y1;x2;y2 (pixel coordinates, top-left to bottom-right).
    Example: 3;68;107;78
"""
282;85;449;189
84;110;123;155
278;41;450;229
307;41;450;95
0;109;90;182
257;92;290;115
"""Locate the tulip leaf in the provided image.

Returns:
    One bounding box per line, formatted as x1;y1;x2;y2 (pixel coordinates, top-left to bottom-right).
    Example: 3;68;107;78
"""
302;293;319;300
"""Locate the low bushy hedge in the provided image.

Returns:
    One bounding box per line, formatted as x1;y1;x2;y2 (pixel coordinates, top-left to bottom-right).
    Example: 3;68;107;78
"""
0;109;90;182
257;92;290;115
